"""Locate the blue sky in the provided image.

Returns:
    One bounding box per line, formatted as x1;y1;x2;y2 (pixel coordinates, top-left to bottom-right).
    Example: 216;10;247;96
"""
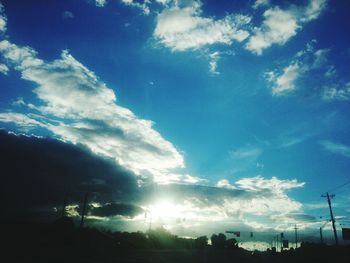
1;0;350;249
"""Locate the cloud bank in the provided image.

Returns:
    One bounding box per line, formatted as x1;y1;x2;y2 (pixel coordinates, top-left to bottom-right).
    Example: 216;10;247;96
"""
0;38;188;184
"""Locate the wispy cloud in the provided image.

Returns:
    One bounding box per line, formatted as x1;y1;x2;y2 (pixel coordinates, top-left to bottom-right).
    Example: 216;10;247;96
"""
0;112;45;128
246;0;327;55
322;83;350;101
320;140;350;158
265;40;334;96
235;176;305;194
303;202;328;210
209;51;220;75
62;11;74;19
229;145;262;159
0;2;6;33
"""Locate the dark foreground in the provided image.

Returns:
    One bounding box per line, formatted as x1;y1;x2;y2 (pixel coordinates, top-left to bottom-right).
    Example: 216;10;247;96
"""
8;246;350;263
3;220;350;263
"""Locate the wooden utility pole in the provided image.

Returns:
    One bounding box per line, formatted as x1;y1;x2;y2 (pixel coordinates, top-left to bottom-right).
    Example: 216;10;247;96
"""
61;193;68;217
80;192;89;228
320;227;323;244
322;192;338;245
294;224;298;249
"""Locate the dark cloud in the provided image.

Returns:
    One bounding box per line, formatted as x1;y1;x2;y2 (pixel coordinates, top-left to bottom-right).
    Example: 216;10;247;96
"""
140;183;273;207
0;129;253;224
0;130;140;222
91;203;143;218
286;214;317;222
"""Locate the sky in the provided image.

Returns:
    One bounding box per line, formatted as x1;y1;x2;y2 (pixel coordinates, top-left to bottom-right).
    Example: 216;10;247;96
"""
1;0;350;249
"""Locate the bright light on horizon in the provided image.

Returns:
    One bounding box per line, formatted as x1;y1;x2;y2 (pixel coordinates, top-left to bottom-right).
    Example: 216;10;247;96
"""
148;201;184;221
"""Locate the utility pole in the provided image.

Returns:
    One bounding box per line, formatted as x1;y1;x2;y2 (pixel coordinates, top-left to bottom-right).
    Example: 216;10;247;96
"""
294;225;297;248
80;192;89;228
322;192;338;245
320;227;323;244
145;210;152;231
61;193;68;218
149;212;152;231
280;232;284;251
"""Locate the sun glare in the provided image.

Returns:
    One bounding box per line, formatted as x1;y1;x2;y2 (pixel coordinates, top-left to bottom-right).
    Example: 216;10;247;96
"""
148;201;183;221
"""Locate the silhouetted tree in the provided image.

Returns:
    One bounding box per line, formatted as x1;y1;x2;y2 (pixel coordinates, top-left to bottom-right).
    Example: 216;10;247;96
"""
148;227;177;249
194;236;208;249
225;238;238;249
211;233;226;249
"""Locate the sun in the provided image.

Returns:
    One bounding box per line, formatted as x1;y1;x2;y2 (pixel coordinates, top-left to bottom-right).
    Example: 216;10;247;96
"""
148;201;183;221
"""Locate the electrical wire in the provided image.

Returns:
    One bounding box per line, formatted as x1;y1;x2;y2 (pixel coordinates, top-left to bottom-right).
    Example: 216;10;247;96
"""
327;179;350;194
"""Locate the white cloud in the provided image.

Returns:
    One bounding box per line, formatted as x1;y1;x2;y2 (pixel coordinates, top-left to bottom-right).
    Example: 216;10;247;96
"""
246;7;299;55
320;140;350;158
154;3;251;51
267;62;301;95
95;0;107;7
121;0;150;15
151;172;207;184
129;176;306;235
216;179;236;189
0;62;8;74
246;0;327;55
155;0;171;5
212;176;305;221
0;39;192;184
252;0;270;10
183;174;207;184
322;83;350;101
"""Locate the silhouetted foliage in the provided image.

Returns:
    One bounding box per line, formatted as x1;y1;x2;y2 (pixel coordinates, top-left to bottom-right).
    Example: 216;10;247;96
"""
3;219;350;263
225;238;238;249
194;236;208;249
50;216;75;246
211;233;226;249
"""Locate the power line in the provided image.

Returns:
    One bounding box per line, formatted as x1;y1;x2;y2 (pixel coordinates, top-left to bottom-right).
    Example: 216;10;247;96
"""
333;187;350;196
327;179;350;194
